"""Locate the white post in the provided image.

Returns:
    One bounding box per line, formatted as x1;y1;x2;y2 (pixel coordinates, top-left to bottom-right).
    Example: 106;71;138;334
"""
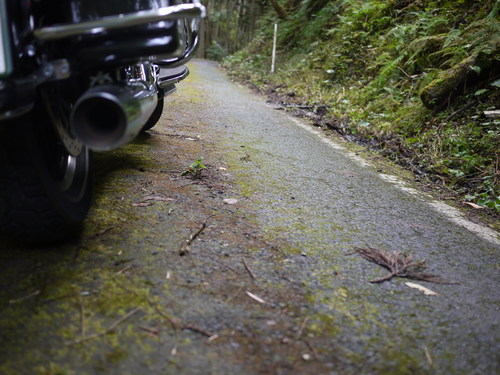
271;23;278;73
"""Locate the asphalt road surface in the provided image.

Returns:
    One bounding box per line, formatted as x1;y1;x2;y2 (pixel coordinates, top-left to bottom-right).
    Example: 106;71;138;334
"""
0;60;499;375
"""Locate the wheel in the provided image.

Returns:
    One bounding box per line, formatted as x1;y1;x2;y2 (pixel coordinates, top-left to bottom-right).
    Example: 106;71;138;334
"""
0;100;93;244
142;96;164;132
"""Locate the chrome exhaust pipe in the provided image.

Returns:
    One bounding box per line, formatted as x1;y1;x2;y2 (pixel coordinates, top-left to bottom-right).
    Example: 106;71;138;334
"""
70;83;157;151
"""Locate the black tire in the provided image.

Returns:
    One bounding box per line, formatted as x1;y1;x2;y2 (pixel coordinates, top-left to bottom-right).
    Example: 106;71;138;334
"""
142;96;164;132
0;107;93;244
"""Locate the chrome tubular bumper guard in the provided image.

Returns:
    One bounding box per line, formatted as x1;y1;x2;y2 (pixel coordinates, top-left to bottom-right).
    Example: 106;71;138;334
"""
34;1;206;41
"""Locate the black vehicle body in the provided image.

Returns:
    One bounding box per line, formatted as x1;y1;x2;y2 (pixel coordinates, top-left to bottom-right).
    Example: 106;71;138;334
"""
0;0;205;242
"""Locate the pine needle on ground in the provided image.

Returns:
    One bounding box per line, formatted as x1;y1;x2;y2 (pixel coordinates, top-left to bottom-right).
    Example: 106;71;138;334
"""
354;246;457;284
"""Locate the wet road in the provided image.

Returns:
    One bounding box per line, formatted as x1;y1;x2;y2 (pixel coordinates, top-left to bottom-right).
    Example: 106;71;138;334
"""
0;60;499;375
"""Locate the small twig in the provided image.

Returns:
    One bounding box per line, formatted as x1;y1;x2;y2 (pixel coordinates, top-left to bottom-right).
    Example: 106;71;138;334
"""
67;307;141;346
304;339;319;360
397;67;411;79
173;182;196;189
183;323;213;338
133;195;175;207
139;325;161;336
445;100;478;122
89;227;114;241
9;290;41;304
151;304;181;328
115;265;133;275
79;297;85;337
108;308;141;332
242;257;255;280
179;223;206;255
124;282;216;339
211;258;241;275
149;301;215;338
281;104;316;110
369;271;399;283
226;285;245;302
296;316;309;340
179;215;213;255
75;226;115;258
369;261;421;283
222;263;241;275
424;345;434;367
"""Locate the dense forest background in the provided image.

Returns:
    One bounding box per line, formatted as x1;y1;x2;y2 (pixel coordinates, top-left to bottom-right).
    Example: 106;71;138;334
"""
199;0;499;214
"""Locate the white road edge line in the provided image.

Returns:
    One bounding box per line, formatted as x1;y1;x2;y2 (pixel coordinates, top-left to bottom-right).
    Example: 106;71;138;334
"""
287;115;500;246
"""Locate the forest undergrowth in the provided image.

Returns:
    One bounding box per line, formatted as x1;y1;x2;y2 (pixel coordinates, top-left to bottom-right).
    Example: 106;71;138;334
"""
220;0;500;217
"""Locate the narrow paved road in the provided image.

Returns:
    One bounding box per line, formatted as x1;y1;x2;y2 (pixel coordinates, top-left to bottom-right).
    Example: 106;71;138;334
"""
1;60;499;375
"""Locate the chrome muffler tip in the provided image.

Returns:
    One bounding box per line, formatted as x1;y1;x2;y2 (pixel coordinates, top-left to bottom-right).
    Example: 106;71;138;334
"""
70;84;157;151
71;93;127;151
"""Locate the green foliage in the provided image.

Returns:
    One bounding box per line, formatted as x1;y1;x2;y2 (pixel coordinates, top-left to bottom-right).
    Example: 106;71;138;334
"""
181;157;206;176
206;41;228;61
466;176;500;210
223;0;500;211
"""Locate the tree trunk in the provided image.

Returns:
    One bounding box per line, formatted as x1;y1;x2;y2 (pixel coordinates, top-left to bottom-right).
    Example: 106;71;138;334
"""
420;53;495;109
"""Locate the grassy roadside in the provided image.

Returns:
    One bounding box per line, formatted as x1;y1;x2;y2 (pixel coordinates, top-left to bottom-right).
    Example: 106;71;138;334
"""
221;0;499;216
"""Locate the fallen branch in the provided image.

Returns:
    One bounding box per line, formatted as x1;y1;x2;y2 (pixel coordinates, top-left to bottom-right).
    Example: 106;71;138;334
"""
354;247;457;284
